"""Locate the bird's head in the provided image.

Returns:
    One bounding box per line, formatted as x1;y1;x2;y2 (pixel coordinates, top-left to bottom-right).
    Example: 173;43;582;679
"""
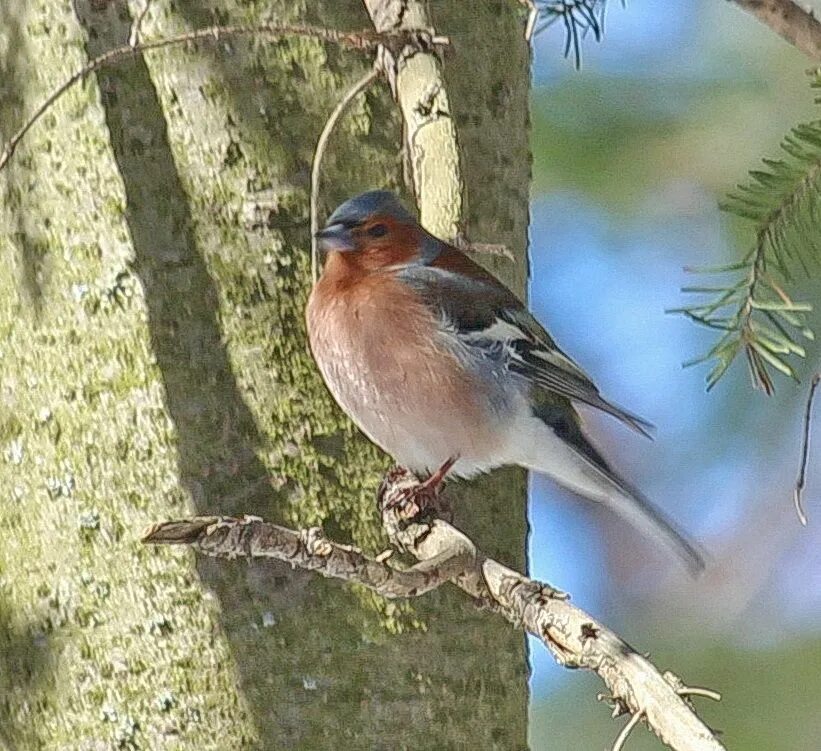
315;191;440;271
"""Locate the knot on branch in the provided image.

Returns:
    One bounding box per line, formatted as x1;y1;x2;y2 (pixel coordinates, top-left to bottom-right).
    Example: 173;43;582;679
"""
299;527;334;557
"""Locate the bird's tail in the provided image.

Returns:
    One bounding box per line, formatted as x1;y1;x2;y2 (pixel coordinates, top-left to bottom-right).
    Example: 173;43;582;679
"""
592;475;706;576
519;416;705;575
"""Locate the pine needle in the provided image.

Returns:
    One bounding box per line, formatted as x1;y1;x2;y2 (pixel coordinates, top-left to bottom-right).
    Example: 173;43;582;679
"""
674;69;821;393
531;1;622;68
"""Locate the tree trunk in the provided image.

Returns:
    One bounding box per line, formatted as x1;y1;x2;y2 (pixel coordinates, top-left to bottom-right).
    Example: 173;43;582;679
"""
0;1;531;749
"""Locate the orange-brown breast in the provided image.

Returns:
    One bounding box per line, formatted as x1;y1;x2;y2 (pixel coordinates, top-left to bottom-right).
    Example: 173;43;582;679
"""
306;254;503;473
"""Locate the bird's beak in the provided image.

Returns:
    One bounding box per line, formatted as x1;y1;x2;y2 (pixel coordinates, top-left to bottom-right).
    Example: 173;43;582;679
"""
315;222;356;252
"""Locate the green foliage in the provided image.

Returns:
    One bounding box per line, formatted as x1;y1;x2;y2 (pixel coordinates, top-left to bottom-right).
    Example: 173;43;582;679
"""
673;71;821;393
533;1;619;68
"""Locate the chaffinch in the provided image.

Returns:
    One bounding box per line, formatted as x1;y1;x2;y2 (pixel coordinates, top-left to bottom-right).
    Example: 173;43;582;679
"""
307;190;703;573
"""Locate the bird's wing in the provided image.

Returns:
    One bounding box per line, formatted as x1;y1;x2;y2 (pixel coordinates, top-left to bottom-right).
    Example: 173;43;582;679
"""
396;255;653;437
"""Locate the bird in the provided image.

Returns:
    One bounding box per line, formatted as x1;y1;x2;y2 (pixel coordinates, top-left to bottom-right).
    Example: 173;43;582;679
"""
306;190;704;574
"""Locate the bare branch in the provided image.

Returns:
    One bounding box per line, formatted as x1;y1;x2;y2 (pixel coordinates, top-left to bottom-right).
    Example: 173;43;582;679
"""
310;66;381;285
143;516;472;599
0;23;445;173
145;466;726;751
794;371;821;525
362;0;464;241
727;0;821;60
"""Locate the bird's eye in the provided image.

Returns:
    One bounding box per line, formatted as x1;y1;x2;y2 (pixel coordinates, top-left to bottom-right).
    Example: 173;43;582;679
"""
367;223;388;238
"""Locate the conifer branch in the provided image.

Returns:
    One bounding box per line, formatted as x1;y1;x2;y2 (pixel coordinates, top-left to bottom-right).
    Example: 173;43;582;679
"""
673;72;821;392
524;1;620;67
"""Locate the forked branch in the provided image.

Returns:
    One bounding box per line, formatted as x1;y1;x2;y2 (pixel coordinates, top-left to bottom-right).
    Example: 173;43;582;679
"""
144;467;724;751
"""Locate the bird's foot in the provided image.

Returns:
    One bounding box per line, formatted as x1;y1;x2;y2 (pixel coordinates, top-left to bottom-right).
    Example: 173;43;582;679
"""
383;455;458;521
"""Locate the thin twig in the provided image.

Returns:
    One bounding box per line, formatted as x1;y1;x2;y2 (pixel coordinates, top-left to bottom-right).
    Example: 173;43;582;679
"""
679;686;723;703
0;24;439;173
794;371;821;525
516;0;540;41
310;66;380;284
663;670;724;706
727;0;821;60
611;710;646;751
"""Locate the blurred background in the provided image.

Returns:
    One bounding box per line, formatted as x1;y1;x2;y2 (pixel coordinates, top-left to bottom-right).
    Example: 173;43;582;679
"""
525;1;821;748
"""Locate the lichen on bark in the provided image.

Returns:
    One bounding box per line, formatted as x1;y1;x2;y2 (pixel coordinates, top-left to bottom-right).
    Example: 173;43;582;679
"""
0;1;532;748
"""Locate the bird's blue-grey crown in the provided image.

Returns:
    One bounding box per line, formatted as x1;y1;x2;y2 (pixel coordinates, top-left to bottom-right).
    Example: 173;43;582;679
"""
316;190;443;262
326;190;415;228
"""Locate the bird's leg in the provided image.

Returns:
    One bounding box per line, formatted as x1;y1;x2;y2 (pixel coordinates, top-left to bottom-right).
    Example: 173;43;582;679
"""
385;455;458;520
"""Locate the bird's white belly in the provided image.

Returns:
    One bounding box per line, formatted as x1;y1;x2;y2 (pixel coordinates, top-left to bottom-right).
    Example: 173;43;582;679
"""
309;307;505;477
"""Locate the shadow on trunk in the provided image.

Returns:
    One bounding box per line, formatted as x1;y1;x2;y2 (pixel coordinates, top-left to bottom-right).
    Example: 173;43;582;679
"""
72;1;529;747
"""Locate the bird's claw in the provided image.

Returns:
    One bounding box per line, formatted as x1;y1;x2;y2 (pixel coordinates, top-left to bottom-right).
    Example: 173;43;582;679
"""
382;455;458;520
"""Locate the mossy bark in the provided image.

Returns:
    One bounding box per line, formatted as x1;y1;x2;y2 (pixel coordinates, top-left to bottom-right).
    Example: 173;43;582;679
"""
0;1;531;749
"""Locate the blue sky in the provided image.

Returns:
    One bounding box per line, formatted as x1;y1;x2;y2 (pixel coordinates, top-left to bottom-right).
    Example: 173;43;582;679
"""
526;0;821;694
